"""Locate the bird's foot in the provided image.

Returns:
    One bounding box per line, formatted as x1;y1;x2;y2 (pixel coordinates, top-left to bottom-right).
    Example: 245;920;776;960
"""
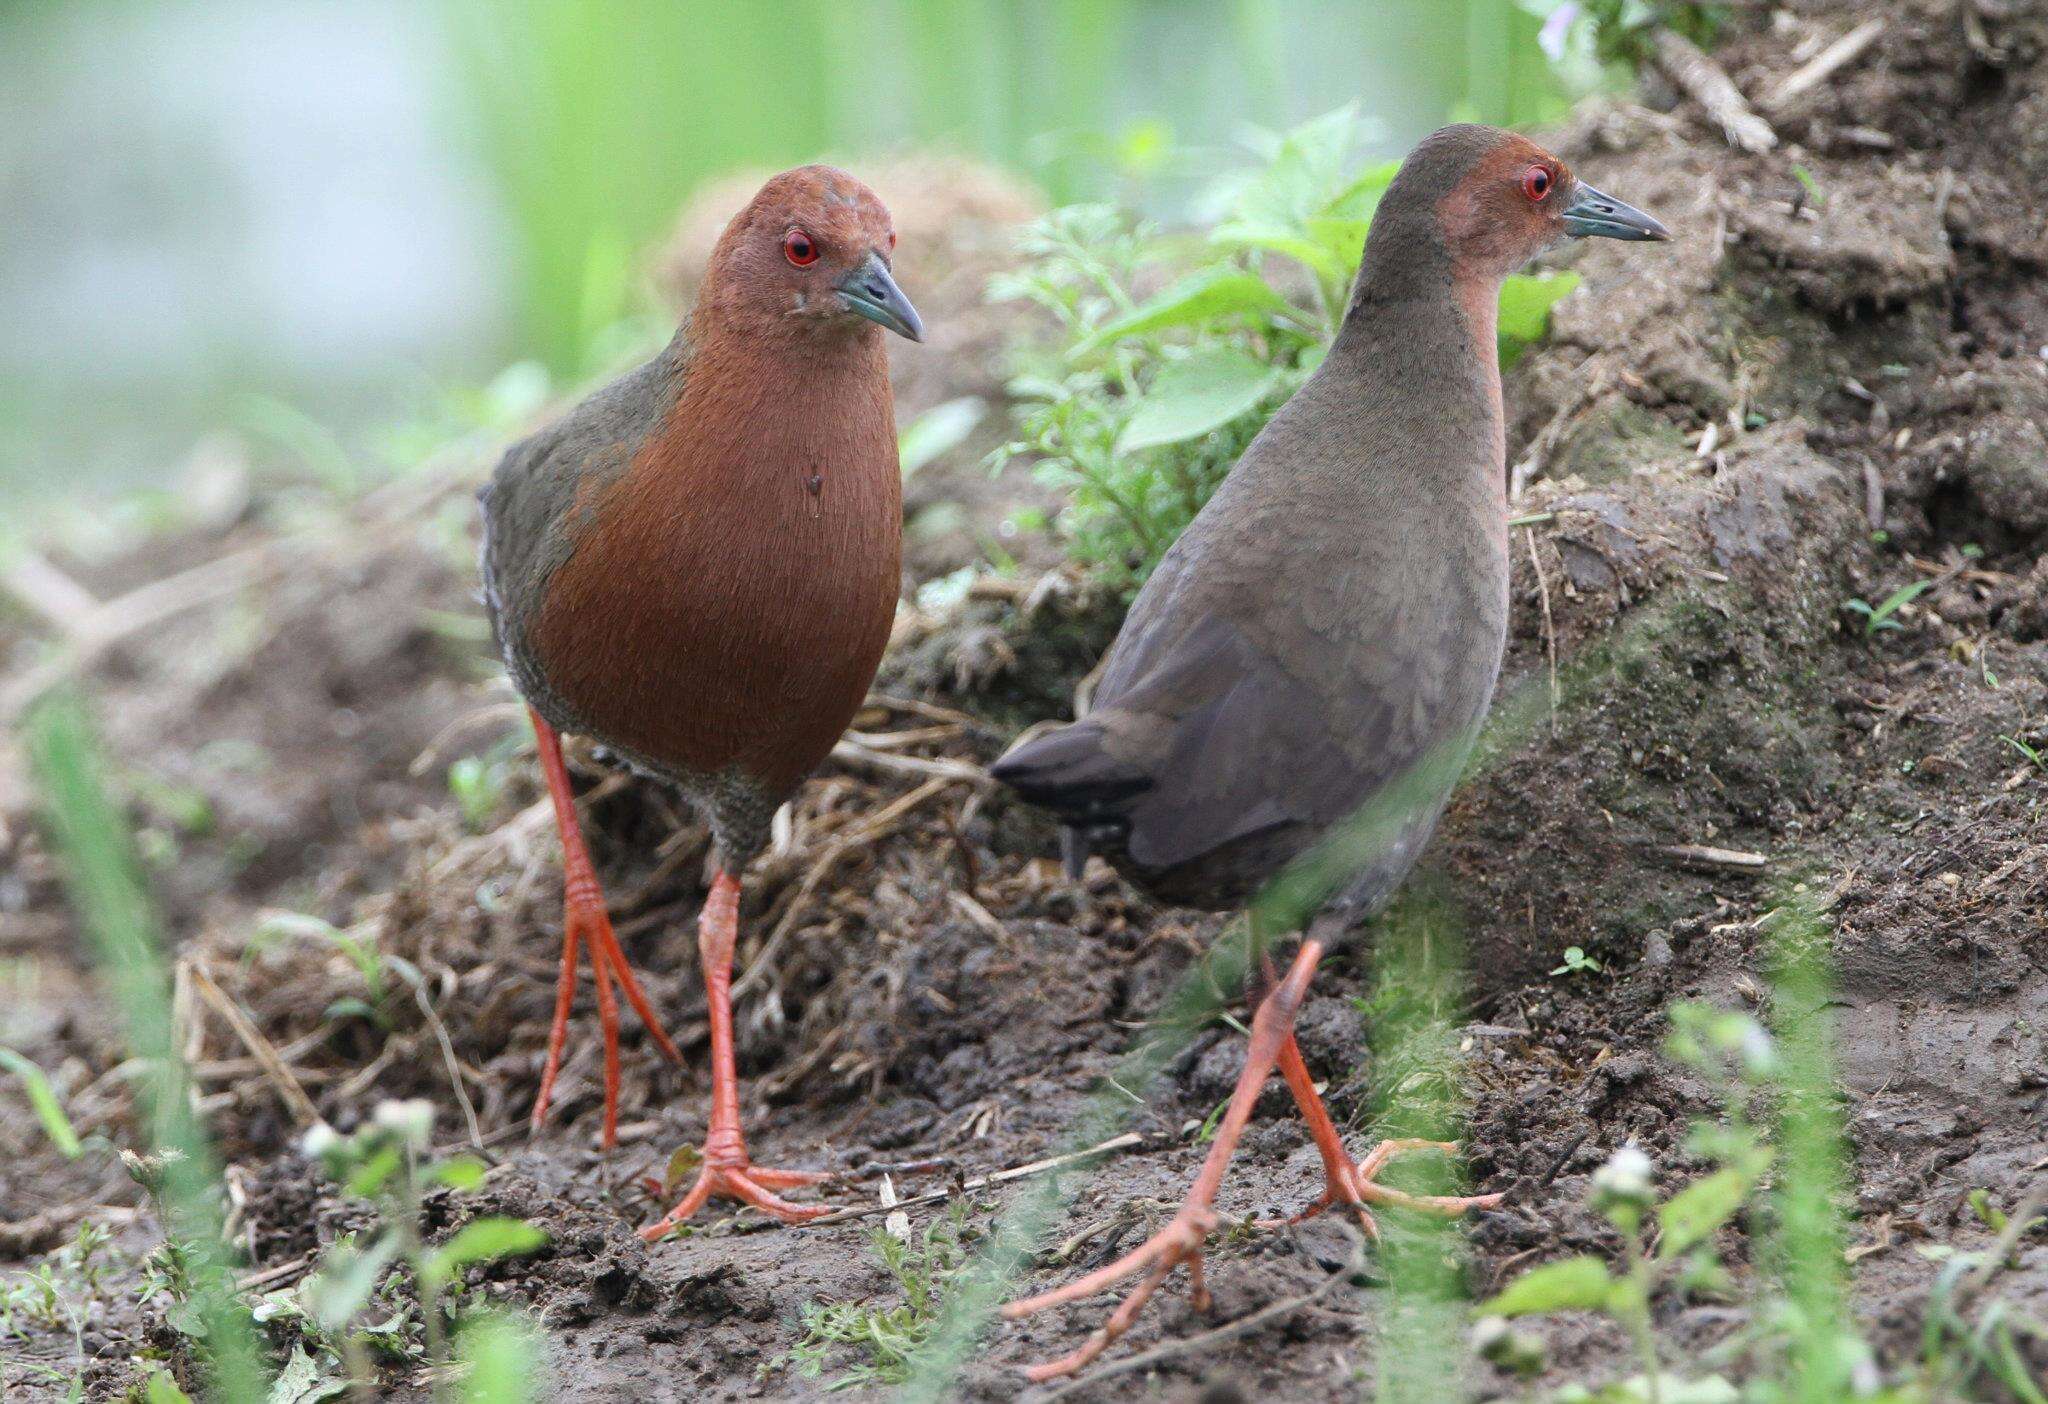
1255;1137;1503;1237
1001;1201;1219;1382
528;710;682;1151
528;894;683;1150
640;1148;833;1239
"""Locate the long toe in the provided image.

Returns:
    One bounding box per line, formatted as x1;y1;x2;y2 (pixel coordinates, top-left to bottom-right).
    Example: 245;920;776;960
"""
1003;1209;1213;1382
640;1157;834;1239
1310;1138;1502;1228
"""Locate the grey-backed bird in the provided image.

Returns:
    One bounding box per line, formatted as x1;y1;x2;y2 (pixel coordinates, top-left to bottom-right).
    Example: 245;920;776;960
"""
991;124;1666;1379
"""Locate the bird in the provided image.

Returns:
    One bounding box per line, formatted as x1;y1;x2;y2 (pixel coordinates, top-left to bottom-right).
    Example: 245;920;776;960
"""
477;165;922;1234
990;124;1667;1379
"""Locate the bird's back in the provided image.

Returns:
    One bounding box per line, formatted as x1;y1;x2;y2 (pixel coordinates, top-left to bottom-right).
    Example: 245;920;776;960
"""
995;313;1510;917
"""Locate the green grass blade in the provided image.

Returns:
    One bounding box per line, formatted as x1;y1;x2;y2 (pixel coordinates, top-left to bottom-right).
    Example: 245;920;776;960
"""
24;689;274;1403
0;1045;84;1158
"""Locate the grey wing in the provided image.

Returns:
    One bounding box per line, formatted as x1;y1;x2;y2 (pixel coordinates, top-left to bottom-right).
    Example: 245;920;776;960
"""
1096;610;1408;895
476;335;689;673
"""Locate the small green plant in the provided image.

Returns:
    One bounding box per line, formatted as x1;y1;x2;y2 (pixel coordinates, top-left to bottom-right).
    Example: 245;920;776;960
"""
993;107;1580;590
2002;732;2046;774
0;1220;118;1384
1477;1006;1780;1401
1842;579;1932;636
446;727;530;833
0;1045;83;1158
26;692;273;1401
287;1100;546;1394
1790;164;1827;212
781;1202;976;1391
1551;944;1604;977
249;911;396;1028
1520;0;1730;91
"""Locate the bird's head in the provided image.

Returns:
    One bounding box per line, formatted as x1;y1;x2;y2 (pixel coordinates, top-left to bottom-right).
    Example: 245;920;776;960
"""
700;165;924;344
1387;125;1669;286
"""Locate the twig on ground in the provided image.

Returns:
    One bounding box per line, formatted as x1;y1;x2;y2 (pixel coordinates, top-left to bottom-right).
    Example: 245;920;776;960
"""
1510;369;1611;500
732;776;959;1000
391;959;486;1151
1762;18;1886;112
0;1205;141;1258
1656;843;1769;873
1525;528;1561;724
794;1132;1149;1229
238;1256;315;1293
830;736;988;785
186;961;321;1127
0;553;102;636
0;544;279;724
1652;28;1778;153
408;702;532;777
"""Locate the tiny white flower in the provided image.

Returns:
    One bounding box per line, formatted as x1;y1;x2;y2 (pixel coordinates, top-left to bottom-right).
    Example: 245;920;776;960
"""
373;1098;435;1149
300;1121;343;1161
1589;1142;1656;1216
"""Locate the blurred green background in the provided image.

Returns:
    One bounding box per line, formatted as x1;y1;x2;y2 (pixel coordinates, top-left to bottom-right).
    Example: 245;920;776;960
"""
0;0;1569;510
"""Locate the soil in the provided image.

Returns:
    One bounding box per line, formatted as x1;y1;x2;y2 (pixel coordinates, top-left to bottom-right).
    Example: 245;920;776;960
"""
4;3;2047;1400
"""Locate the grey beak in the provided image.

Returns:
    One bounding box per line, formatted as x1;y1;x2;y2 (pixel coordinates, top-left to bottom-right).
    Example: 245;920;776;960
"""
838;252;924;342
1562;182;1670;241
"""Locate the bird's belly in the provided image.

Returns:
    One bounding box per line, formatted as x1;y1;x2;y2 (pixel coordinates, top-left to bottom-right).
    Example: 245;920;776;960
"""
529;476;901;799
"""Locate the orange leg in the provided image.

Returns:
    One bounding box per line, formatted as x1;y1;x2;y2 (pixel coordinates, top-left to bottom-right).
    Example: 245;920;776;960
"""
529;710;681;1150
1002;943;1501;1381
640;869;833;1238
1264;1032;1502;1234
1001;940;1325;1382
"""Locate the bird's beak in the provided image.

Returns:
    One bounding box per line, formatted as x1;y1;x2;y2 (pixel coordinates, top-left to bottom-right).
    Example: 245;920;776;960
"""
1561;182;1670;241
838;252;924;342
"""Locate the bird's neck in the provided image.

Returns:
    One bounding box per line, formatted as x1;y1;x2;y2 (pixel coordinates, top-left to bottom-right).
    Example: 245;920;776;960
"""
1329;209;1508;489
651;319;894;485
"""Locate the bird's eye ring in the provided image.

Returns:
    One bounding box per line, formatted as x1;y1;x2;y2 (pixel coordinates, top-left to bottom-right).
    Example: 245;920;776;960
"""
887;230;897;252
784;229;818;266
1522;165;1553;202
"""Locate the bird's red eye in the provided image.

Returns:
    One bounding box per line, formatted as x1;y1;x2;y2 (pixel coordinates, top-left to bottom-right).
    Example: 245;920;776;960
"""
888;230;897;252
784;229;818;266
1522;165;1553;202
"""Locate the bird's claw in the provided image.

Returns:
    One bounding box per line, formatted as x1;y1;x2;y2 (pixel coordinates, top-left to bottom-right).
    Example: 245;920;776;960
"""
640;1157;834;1239
1255;1137;1504;1238
1001;1205;1218;1382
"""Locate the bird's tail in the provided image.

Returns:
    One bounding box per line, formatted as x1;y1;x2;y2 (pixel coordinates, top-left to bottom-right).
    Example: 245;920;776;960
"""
990;720;1152;879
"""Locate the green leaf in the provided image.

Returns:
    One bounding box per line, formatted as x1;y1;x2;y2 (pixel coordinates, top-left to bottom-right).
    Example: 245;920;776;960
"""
424;1217;548;1288
1224;104;1367;239
1658;1167;1751;1258
457;1310;541;1404
1498;271;1581;347
1477;1255;1616;1316
1117;349;1282;453
343;1144;401;1198
1073;267;1293;355
1304;216;1372;281
1322;161;1401;220
898;396;986;479
1209;222;1348;282
144;1372;196;1404
267;1345;345;1404
304;1232;401;1332
428;1155;489;1192
0;1047;82;1159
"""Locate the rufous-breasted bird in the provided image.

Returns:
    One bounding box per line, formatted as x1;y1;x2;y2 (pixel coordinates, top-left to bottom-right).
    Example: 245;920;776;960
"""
479;166;922;1234
991;125;1667;1379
